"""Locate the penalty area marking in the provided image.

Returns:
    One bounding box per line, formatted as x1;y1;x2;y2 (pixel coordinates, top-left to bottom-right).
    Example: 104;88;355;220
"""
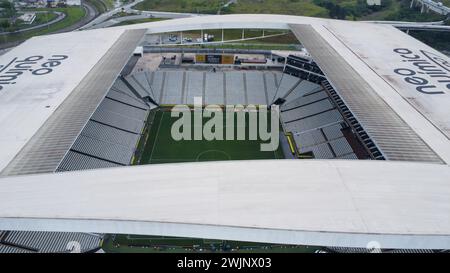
149;111;165;164
196;150;231;162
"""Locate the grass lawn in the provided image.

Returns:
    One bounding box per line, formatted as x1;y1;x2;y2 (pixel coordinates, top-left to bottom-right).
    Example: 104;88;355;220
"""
164;29;278;41
226;0;328;17
103;108;309;254
201;43;299;51
0;7;86;44
133;0;447;22
86;0;108;13
32;12;59;25
138;109;284;165
194;29;289;41
360;0;402;20
0;12;59;32
134;0;328;17
134;0;224;14
102;0;115;9
111;17;167;27
102;234;320;253
159;29;298;48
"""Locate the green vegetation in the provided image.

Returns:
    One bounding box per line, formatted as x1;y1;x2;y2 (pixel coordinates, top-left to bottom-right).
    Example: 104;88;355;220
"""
112;11;138;17
86;0;117;12
312;0;390;20
0;0;16;29
223;0;328;17
102;0;116;10
360;0;402;20
134;0;224;14
171;29;290;42
133;0;447;21
362;0;446;21
202;42;299;51
134;0;329;17
137;109;284;165
103;234;320;253
111;17;166;26
0;7;86;44
152;28;299;50
246;32;298;44
1;12;59;32
86;0;108;13
221;29;298;44
0;0;15;18
409;30;450;53
131;0;449;52
31;12;59;25
159;42;299;51
133;0;384;18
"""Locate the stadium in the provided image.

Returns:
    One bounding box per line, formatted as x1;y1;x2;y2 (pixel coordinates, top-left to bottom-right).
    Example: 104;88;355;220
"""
0;14;449;253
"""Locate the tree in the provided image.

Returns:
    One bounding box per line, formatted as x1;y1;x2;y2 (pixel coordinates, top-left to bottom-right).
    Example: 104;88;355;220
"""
0;0;16;18
0;19;11;29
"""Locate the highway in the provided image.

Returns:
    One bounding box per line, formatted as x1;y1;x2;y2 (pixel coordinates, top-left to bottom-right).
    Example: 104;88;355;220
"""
79;0;147;30
87;11;197;29
411;0;450;15
57;1;99;33
80;0;205;30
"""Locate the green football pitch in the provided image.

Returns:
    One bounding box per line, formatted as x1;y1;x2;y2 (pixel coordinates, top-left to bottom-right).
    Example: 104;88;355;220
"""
102;234;320;253
106;109;307;253
138;109;285;165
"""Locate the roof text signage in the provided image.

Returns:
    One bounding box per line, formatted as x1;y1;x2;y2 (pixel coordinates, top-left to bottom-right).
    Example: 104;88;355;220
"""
393;48;450;95
0;55;68;91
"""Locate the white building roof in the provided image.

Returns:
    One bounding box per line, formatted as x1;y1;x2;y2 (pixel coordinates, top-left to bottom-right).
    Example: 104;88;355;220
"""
0;160;449;249
122;15;450;163
0;28;127;173
0;15;449;248
0;14;449;173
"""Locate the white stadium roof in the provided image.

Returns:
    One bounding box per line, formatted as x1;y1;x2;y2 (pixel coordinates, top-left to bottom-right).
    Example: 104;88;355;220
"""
0;14;449;249
1;160;450;249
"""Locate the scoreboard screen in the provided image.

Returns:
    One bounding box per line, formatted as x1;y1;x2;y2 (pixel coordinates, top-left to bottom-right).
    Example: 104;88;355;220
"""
206;55;221;64
196;54;235;64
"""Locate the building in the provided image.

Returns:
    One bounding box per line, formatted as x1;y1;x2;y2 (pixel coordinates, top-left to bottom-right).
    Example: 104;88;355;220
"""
0;14;449;252
367;0;381;6
65;0;81;6
17;12;36;24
